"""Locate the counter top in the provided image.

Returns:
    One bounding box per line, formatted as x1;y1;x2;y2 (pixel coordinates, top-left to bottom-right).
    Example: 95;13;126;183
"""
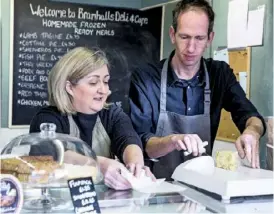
174;181;273;213
21;181;273;213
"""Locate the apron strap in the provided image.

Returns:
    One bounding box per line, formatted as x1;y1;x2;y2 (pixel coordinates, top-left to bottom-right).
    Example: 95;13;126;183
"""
159;59;169;112
68;114;112;158
68;115;80;138
91;116;112;158
203;60;211;116
67;114;84;154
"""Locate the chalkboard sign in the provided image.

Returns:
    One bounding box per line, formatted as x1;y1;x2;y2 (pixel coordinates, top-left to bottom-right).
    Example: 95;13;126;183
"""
9;0;162;127
68;177;100;213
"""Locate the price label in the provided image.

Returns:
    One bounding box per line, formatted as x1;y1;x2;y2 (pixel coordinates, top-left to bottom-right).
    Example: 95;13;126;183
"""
67;176;100;214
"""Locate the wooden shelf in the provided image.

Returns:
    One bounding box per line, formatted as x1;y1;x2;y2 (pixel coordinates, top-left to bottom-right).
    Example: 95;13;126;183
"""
216;47;251;142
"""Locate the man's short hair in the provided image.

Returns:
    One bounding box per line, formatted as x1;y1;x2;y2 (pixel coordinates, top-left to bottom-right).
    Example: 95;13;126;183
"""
172;0;215;36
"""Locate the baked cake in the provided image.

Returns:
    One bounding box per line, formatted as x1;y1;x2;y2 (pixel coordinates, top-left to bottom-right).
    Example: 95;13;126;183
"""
0;156;60;183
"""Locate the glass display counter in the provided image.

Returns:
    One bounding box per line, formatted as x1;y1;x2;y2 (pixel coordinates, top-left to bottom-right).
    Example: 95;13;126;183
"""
21;182;273;213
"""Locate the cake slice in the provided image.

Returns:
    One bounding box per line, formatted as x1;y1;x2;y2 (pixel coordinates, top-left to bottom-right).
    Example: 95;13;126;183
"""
1;156;61;183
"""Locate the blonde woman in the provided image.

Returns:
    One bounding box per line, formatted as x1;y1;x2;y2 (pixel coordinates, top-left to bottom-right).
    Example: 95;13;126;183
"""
30;47;155;190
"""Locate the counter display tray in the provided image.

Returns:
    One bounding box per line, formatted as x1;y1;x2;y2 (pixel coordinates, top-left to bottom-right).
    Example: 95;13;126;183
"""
175;182;274;213
172;165;274;202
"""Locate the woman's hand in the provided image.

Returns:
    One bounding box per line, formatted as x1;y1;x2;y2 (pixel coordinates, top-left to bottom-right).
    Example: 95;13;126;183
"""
126;163;156;181
98;157;131;190
122;145;156;181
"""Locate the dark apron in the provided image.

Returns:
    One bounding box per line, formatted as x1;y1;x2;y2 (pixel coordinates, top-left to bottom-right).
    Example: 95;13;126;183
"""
152;56;212;180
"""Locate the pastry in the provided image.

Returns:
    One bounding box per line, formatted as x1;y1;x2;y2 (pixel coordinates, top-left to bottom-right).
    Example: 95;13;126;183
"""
1;156;60;183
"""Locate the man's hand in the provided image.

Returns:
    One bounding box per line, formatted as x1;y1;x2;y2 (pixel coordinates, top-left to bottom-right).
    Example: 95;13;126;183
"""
235;117;264;169
146;134;207;158
169;134;206;156
235;129;260;168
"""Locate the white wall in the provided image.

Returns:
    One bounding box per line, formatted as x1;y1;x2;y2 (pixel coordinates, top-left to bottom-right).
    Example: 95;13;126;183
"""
212;140;236;155
0;128;28;151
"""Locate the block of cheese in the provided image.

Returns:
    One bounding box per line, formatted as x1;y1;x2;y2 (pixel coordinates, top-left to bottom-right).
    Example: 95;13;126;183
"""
215;151;239;171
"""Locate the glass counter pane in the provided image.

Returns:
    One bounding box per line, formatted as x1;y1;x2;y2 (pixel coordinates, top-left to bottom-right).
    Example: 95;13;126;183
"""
21;182;273;213
21;184;214;213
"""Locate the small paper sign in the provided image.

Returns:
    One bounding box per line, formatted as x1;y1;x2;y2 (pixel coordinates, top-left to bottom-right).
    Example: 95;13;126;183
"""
67;177;101;214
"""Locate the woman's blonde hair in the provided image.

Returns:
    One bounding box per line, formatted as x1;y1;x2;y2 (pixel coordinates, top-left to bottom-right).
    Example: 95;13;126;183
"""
48;47;109;114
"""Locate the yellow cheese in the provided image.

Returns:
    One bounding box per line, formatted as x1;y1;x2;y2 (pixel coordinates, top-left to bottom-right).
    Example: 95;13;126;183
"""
215;151;238;171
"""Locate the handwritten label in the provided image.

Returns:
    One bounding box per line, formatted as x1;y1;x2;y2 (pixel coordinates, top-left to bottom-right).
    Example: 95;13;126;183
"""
67;177;100;214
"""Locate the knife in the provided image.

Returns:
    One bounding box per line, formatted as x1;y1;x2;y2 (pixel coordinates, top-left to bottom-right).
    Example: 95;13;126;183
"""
145;158;159;162
145;141;209;162
266;143;273;149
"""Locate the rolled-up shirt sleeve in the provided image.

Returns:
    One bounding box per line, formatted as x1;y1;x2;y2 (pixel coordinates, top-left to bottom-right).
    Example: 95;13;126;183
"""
222;65;266;135
128;69;157;149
